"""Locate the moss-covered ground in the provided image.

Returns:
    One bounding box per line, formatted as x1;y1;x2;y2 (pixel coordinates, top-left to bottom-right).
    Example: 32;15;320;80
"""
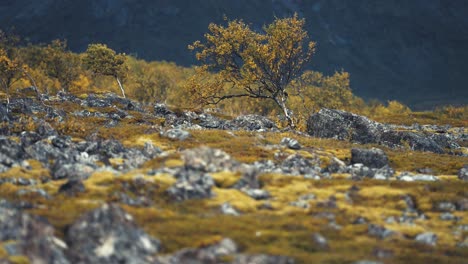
0;98;467;264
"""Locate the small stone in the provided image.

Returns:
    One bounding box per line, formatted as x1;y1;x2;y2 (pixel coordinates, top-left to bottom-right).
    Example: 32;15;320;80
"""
456;198;468;211
280;137;301;150
243;188;270;200
311;233;328;249
415;232;437;246
368;224;395;239
352;217;368;225
440;212;459;221
162;129;190;141
220;202;240;216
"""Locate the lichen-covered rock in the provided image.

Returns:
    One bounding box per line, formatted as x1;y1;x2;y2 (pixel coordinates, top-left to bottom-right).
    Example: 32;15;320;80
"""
66;203;160;264
154;103;175;117
458;165;468;181
167;168;215;201
182;147;238;172
351;148;389;169
0;206;69;264
307;108;453;154
307;108;383;144
415;232;437;246
224;114;277;131
368;224;395;239
162;129;191;141
280;137;301;150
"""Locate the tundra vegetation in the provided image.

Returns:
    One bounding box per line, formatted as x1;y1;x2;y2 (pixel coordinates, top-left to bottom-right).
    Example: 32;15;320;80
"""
0;15;467;264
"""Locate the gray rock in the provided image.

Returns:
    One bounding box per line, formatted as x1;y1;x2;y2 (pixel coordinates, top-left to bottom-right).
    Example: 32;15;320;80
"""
142;142;162;159
198;113;225;129
66;203;160;264
16;188;49;199
182;147;238;172
311;233;328;249
349;164;375;179
25;140;68;166
0;206;70;264
440;212;460;221
397;172;439;182
434;201;456;212
167;168;214;201
458;165;468;181
351;148;389;169
0;103;10;122
307;109;450;154
415;232;437;246
233;255;295;264
155;238;294;264
242;188;271;200
280;137;301;150
289;194;316;209
307;108;384;143
280;154;322;178
455;198;468;211
162;129;190;141
221;203;240;216
224;114;277;132
0;137;24;160
368;224;395;239
352;261;383;264
52;162;96;181
154;103;174;117
373;165;395;180
323;157;347;174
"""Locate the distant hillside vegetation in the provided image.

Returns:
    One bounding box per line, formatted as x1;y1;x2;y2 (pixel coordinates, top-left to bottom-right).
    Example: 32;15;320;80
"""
1;0;468;109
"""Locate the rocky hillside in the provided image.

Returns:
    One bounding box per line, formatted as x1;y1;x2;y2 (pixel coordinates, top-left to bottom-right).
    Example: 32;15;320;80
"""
0;94;467;263
2;0;468;109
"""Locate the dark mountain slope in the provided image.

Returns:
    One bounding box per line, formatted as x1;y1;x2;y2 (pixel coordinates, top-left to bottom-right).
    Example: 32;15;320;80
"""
1;0;468;109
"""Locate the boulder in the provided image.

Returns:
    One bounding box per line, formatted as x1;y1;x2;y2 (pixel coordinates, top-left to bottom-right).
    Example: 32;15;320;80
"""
307;108;383;144
307;108;453;154
0;206;69;264
66;204;160;264
167;168;214;201
351;148;389;169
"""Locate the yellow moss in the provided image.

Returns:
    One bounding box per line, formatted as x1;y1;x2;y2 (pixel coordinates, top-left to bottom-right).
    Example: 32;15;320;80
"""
0;244;7;258
164;159;184;168
8;256;30;264
208;188;260;213
109;158;125;166
211;171;241;188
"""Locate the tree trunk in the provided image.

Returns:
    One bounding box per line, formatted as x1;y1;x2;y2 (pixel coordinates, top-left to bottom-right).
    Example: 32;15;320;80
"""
116;77;126;98
275;95;295;129
22;70;42;100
